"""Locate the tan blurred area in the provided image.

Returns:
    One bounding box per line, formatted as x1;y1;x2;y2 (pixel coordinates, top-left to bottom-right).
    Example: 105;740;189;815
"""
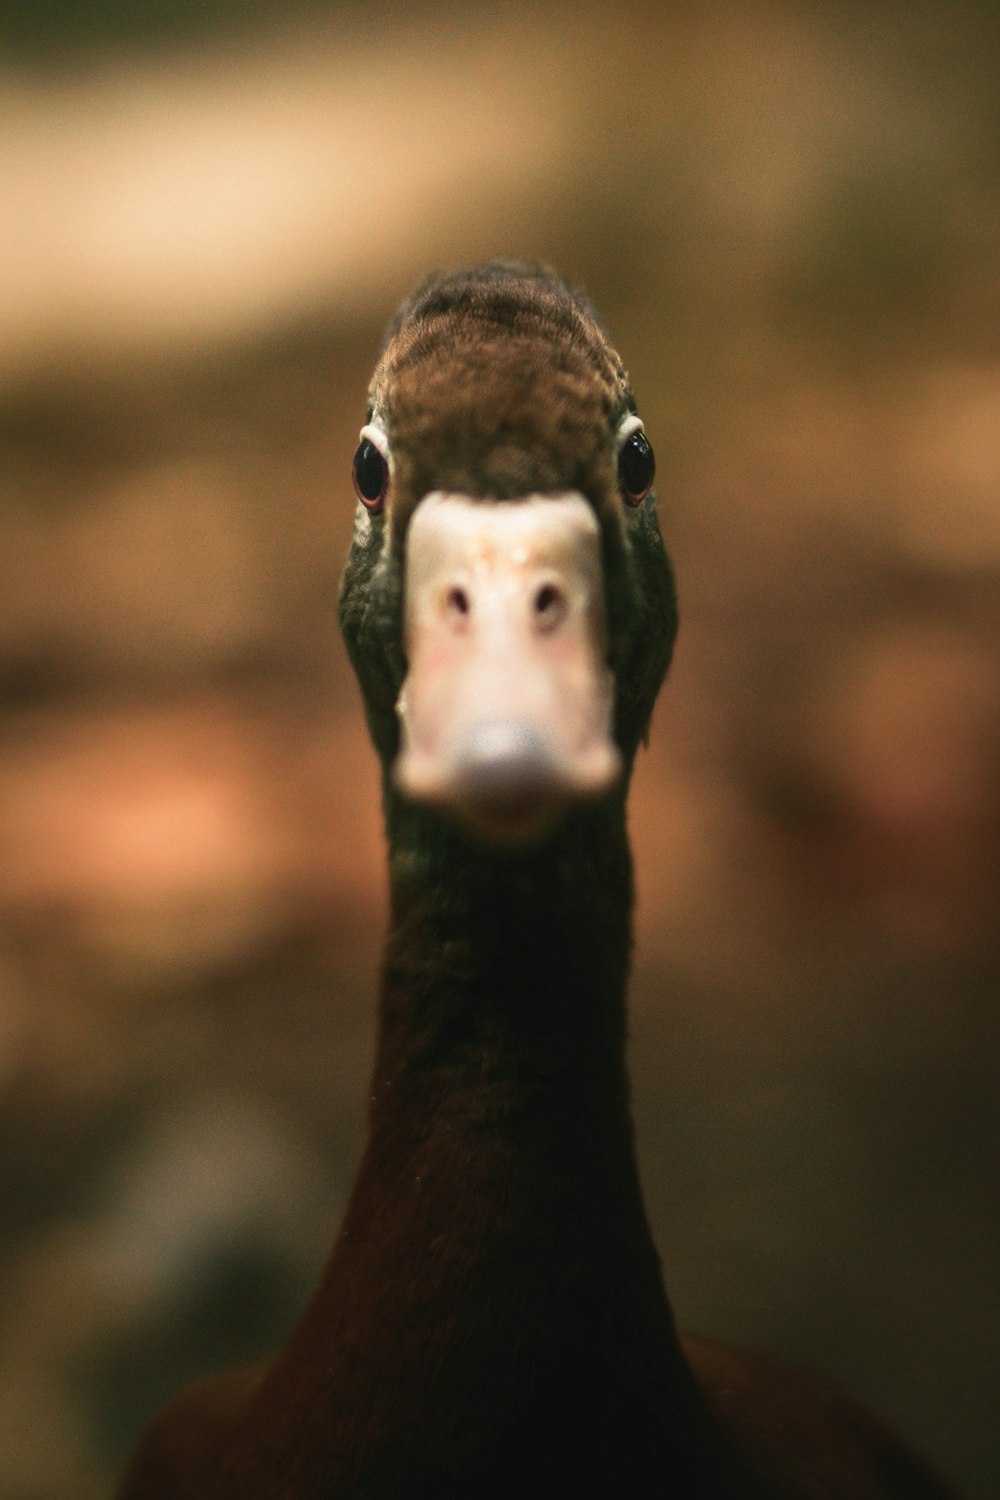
1;3;998;1496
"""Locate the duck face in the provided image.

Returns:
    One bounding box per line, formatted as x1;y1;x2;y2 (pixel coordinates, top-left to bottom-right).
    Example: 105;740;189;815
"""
339;264;677;845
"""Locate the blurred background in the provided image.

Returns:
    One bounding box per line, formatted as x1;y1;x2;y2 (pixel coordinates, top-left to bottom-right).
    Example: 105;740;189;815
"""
1;1;998;1495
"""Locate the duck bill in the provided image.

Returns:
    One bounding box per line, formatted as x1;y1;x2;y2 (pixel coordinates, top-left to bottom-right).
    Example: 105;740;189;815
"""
393;492;621;845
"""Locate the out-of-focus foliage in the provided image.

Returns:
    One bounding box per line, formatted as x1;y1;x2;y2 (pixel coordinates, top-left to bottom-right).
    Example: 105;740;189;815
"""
0;0;304;60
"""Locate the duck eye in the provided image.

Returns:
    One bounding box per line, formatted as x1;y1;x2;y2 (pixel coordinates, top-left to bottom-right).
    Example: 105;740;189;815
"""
352;439;388;511
618;430;655;506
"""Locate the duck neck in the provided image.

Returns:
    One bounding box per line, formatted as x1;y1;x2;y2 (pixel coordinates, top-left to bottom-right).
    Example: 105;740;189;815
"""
358;783;692;1351
309;787;736;1485
375;787;635;1137
223;787;748;1496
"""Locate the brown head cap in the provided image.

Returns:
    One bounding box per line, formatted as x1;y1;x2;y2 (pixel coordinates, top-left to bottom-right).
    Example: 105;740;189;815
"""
368;263;633;525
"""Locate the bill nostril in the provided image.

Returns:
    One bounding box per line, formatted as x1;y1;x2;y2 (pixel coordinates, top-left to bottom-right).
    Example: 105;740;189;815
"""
443;584;471;625
532;581;566;633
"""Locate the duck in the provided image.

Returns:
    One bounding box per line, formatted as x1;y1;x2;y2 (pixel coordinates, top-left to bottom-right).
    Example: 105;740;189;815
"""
115;262;956;1499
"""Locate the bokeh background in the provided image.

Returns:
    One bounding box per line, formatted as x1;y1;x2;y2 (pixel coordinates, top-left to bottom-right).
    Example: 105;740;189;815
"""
1;2;998;1496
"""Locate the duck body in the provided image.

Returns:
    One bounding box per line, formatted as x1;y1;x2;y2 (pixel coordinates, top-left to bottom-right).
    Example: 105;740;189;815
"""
115;264;955;1499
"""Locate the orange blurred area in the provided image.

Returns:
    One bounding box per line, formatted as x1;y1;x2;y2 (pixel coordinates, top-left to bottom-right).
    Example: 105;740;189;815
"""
1;3;997;1496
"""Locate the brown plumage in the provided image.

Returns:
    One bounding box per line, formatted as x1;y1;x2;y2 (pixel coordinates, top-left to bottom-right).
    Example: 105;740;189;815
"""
115;263;957;1499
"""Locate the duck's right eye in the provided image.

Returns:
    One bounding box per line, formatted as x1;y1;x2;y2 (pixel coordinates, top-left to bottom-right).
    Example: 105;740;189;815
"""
352;440;388;512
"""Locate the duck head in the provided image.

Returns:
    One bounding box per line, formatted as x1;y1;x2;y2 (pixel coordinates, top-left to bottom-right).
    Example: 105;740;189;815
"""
339;263;677;846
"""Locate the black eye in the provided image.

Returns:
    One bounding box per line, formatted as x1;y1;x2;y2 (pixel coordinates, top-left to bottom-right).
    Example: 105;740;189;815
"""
352;439;388;511
618;430;655;506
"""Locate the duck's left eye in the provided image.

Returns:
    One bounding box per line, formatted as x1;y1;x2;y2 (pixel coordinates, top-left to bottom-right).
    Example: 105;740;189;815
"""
618;430;655;505
353;440;388;512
